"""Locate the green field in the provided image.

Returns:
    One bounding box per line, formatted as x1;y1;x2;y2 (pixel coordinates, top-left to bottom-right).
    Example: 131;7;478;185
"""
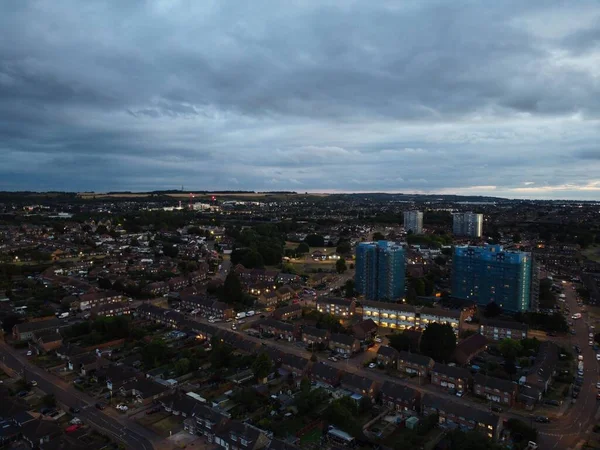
581;246;600;263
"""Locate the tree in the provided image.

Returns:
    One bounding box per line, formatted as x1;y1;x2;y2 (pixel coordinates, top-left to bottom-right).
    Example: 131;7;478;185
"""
162;244;178;258
433;255;447;266
304;234;325;247
142;340;168;368
42;394;56;407
336;240;352;255
241;250;265;269
175;358;191;376
389;333;411;352
97;277;113;290
296;242;310;255
222;271;244;304
372;231;385;241
483;301;502;318
512;233;522;243
252;352;273;381
420;322;456;362
344;280;355;298
498;338;523;361
336;258;347;274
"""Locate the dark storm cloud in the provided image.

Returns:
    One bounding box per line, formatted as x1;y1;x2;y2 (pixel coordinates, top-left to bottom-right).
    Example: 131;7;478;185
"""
1;0;600;199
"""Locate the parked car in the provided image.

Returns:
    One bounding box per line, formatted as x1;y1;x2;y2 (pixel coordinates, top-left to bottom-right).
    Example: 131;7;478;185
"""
146;407;161;415
544;400;560;406
65;424;82;433
491;406;503;413
116;404;128;412
95;402;106;410
69;407;81;413
374;337;382;343
368;363;377;369
29;380;37;387
534;416;550;423
17;391;29;398
26;350;33;356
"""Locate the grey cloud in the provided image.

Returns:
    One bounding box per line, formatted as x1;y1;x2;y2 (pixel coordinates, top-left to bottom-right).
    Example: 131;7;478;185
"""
1;0;600;198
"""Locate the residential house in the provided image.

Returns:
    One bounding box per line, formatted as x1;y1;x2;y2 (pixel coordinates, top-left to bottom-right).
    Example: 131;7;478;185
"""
397;351;434;378
279;354;311;379
13;318;63;341
20;417;62;448
308;273;333;287
137;303;186;328
276;273;300;285
180;295;234;320
68;353;110;376
418;307;463;335
329;333;360;355
302;326;330;347
377;346;400;367
75;290;123;311
190;404;230;442
121;378;169;405
479;319;528;341
340;373;379;399
422;394;500;439
473;374;518;406
257;319;298;342
235;265;279;285
526;341;559;393
55;343;86;360
453;333;488;365
169;276;189;291
316;297;356;318
272;304;302;321
257;291;279;309
189;264;209;284
146;281;169;296
352;319;378;341
32;330;63;352
214;420;271;450
97;365;138;391
380;381;421;412
275;285;295;303
90;301;131;319
431;363;471;394
311;362;342;388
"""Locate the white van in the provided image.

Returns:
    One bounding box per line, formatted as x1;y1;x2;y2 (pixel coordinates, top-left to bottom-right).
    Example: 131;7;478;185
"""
246;311;255;317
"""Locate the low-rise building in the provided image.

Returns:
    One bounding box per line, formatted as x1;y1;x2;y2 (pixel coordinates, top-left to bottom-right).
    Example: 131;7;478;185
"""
316;297;356;318
280;354;311;379
180;295;234;320
169;276;189;291
275;285;296;303
214;420;271;450
340;373;379;399
431;363;471;394
377;346;400;367
75;290;123;311
329;333;360;355
352;319;378;341
146;281;169;296
474;374;518;406
302;326;330;347
479;319;528;341
422;394;500;439
272;304;303;321
32;330;63;352
526;341;559;393
397;351;434;377
257;319;298;342
257;291;279;308
311;362;342;388
380;381;421;412
13;318;63;341
90;301;131;319
453;333;488;365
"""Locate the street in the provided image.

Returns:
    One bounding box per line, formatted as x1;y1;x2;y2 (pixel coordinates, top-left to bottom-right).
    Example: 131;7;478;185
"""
0;342;155;450
534;281;599;449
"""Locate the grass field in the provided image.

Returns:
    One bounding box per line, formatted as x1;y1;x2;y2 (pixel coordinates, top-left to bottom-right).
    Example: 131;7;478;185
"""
582;246;600;263
299;427;322;445
150;415;183;436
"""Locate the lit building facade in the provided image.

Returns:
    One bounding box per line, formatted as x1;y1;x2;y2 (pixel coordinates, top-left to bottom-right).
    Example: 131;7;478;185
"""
452;212;483;238
403;210;423;234
355;241;405;301
452;245;536;312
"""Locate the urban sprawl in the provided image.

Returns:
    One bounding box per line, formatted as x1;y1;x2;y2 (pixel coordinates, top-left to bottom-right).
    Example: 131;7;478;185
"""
0;191;599;450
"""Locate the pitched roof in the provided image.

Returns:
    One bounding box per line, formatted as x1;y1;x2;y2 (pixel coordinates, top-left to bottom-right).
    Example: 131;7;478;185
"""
341;372;377;391
377;345;400;358
302;326;329;338
398;351;434;367
14;318;62;334
380;381;419;402
454;333;488;362
422;394;499;428
474;374;516;393
311;362;340;380
259;318;294;332
480;318;528;331
432;362;471;380
330;333;357;346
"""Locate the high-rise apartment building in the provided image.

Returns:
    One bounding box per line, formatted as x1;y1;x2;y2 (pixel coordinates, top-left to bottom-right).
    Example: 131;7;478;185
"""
452;245;538;313
452;212;483;238
403;210;423;234
355;241;405;301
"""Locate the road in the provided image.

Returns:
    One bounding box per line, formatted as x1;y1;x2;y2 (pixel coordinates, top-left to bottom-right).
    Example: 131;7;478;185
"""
534;281;599;449
0;342;155;450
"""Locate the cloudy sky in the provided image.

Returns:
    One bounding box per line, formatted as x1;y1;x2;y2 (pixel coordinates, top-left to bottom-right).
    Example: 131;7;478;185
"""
1;0;600;199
